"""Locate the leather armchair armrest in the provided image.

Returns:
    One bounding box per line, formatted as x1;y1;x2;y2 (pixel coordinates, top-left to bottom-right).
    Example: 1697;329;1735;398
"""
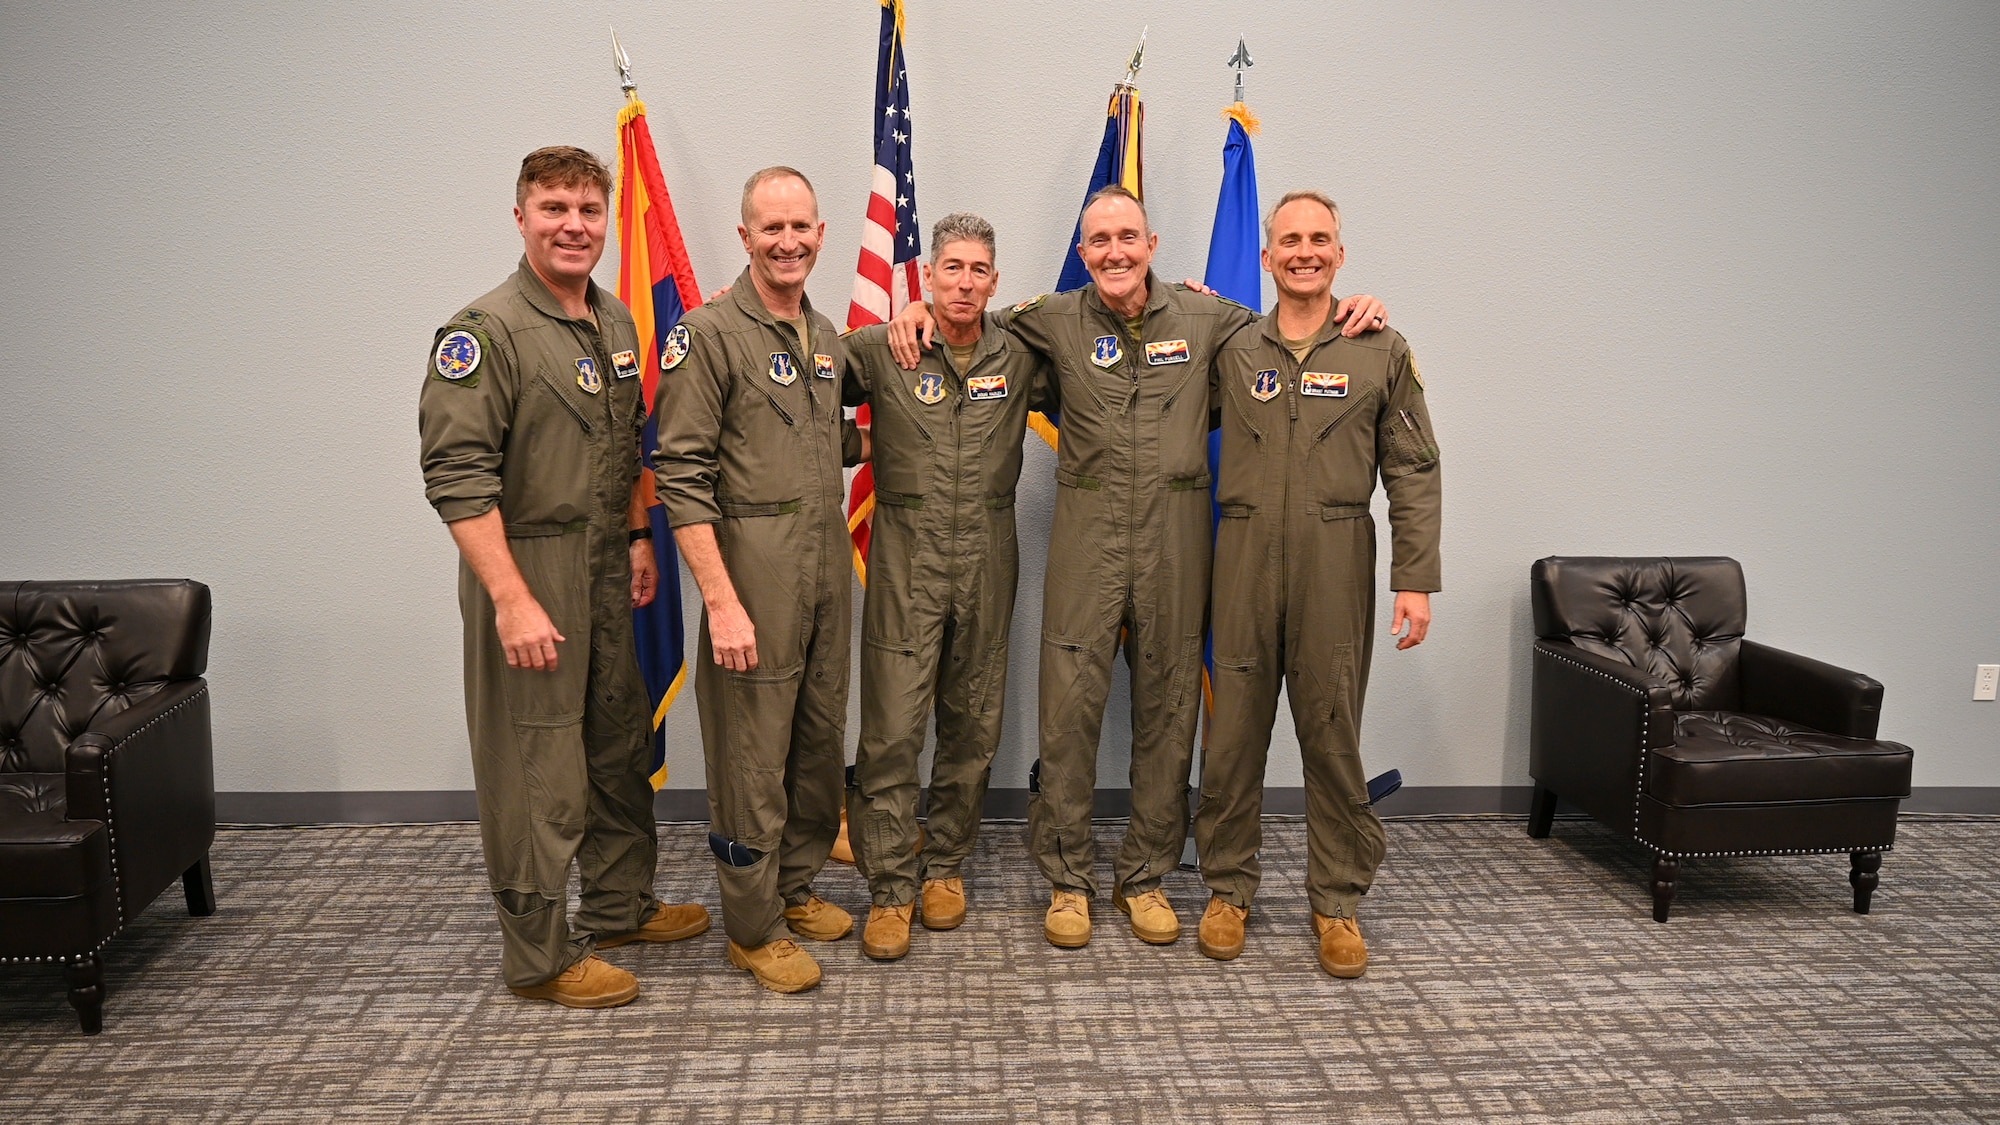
1531;640;1675;828
66;679;215;922
1739;639;1885;739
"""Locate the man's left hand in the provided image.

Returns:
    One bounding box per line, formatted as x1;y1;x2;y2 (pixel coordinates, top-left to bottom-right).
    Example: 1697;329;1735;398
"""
630;539;659;608
1390;591;1431;650
1335;294;1388;338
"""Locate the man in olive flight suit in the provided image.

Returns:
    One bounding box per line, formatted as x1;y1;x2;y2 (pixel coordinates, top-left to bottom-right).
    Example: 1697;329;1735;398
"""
419;146;708;1010
653;167;865;994
1193;190;1441;979
892;185;1387;949
841;213;1053;961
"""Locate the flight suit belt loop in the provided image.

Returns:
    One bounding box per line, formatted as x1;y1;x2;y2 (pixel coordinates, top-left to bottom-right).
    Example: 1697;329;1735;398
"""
716;499;803;517
1312;503;1372;521
1053;468;1101;491
1166;474;1213;492
985;492;1016;510
874;489;924;510
504;518;591;538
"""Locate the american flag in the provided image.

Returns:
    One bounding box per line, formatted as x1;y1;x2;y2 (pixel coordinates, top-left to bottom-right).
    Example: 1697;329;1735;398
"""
845;0;921;581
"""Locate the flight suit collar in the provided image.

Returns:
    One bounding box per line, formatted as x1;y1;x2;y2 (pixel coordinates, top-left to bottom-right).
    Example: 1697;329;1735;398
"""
1257;301;1344;352
929;312;1009;375
512;256;612;325
1081;269;1171;323
725;267;818;336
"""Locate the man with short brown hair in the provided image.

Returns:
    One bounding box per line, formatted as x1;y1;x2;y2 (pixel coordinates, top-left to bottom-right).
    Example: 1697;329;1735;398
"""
419;146;708;1009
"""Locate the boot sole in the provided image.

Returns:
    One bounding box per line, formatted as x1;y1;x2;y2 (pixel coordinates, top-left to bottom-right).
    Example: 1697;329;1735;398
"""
508;980;639;1009
1319;954;1367;979
1044;924;1091;949
595;914;712;949
1198;934;1244;960
727;944;822;993
861;935;910;960
921;911;965;931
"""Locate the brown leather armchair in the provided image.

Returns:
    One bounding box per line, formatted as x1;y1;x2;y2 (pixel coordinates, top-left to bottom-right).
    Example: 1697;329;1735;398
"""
1527;557;1912;922
0;579;217;1033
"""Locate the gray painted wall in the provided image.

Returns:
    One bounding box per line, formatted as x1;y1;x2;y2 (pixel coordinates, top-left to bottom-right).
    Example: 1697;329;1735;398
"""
3;2;1995;796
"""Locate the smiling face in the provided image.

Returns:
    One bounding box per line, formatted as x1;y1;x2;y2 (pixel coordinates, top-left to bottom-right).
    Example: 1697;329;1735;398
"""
1077;194;1157;312
515;181;609;293
1261;196;1345;305
738;173;824;302
922;238;999;340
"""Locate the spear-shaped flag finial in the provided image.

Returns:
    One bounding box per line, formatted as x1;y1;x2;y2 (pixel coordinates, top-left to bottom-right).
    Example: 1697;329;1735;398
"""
611;26;636;98
1228;37;1254;105
1120;25;1149;88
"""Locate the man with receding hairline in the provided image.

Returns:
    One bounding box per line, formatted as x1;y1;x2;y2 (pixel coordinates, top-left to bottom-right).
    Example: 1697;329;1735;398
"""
654;166;867;993
419;145;709;1010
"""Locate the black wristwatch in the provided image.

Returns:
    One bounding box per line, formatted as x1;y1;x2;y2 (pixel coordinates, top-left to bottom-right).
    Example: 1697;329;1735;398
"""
628;527;653;543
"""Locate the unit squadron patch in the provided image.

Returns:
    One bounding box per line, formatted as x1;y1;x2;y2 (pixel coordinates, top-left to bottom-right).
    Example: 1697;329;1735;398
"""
575;357;602;394
813;353;836;379
967;373;1008;401
1011;293;1048;314
612;350;640;379
1090;335;1122;368
914;371;947;405
661;323;691;370
769;352;798;386
1301;371;1349;397
1251;369;1281;402
434;329;482;384
1409;352;1425;392
1145;339;1190;365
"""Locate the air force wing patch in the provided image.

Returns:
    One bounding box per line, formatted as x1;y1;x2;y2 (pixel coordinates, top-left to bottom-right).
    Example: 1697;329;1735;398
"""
1090;335;1122;368
914;371;947;404
769;352;798;386
575;357;602;394
661;323;691;370
434;330;481;383
1250;369;1282;402
1144;339;1190;365
1301;371;1349;398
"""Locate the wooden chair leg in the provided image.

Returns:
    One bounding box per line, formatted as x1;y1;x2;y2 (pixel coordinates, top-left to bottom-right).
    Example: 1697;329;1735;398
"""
1526;786;1557;838
1651;854;1680;923
65;953;104;1035
1850;851;1881;914
183;854;217;917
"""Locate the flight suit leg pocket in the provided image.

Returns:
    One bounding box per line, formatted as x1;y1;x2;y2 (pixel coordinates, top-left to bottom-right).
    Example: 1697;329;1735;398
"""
724;659;803;852
1039;629;1106;736
496;534;591;891
1321;641;1357;727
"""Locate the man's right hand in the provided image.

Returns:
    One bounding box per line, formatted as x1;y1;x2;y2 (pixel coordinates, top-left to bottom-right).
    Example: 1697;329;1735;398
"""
707;598;759;671
495;595;565;670
887;300;936;370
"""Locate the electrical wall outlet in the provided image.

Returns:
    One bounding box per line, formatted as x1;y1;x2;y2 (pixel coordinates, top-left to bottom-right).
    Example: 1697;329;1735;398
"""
1976;665;2000;702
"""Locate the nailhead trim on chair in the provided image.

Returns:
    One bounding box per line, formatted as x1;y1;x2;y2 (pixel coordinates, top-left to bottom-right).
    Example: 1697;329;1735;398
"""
0;685;210;966
1644;843;1895;860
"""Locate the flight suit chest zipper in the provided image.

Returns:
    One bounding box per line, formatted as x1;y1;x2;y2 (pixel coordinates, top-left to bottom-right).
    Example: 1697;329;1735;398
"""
537;373;595;434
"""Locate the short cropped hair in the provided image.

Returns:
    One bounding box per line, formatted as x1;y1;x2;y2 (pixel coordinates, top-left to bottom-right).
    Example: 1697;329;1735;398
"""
1263;190;1342;245
1081;184;1149;233
516;146;612;207
931;212;996;263
741;166;818;224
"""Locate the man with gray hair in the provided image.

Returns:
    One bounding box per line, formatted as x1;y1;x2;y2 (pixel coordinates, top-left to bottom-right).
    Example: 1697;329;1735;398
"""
841;212;1054;960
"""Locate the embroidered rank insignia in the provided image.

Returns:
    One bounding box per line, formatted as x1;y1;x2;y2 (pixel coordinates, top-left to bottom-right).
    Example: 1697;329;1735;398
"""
575;357;602;394
813;353;835;379
967;373;1008;401
914;371;948;404
434;330;481;382
611;350;640;379
1250;369;1282;402
661;323;691;370
460;308;487;324
1090;335;1123;368
1011;293;1047;314
769;352;798;386
1301;371;1349;398
1145;339;1191;365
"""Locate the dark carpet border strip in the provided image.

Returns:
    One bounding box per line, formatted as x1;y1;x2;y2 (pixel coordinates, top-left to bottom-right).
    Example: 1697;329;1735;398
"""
215;785;2000;825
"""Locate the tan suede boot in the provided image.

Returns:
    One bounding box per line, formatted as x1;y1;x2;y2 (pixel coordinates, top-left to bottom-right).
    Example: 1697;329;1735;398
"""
782;895;854;941
507;955;639;1009
1044;889;1092;948
920;877;966;931
1113;887;1182;944
1313;912;1368;978
1197;896;1248;961
727;938;823;993
862;903;914;960
595;901;712;949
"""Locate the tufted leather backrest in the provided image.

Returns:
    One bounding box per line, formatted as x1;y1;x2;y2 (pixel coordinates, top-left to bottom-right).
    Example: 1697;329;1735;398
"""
0;580;211;774
1531;557;1745;711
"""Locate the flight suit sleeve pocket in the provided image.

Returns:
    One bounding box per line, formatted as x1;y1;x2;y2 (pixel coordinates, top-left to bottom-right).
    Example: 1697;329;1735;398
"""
1381;407;1439;478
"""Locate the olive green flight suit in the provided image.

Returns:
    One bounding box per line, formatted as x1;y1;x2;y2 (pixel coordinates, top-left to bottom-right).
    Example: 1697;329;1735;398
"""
1006;274;1256;898
1193;314;1442;920
840;318;1052;906
418;257;662;990
653;270;863;948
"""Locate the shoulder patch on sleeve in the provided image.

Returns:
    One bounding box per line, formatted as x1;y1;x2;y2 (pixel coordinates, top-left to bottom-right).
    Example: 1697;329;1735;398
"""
660;322;693;370
1408;351;1425;392
1009;293;1048;315
432;326;490;387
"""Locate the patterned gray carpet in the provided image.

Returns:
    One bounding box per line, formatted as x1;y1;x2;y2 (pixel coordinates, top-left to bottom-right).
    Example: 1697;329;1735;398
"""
3;815;1997;1123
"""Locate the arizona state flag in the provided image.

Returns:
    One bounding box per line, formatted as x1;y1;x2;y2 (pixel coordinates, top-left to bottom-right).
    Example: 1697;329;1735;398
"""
616;97;701;790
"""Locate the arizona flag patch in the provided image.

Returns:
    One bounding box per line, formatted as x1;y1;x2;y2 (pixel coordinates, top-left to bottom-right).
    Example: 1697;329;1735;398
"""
967;373;1008;400
611;350;640;379
1144;339;1190;365
1301;371;1349;397
813;353;835;379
